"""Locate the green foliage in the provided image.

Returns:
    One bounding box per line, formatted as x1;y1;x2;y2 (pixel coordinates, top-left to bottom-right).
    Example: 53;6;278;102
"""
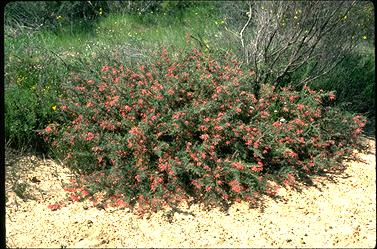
42;48;366;213
4;33;67;151
5;85;39;150
310;45;375;117
5;1;109;36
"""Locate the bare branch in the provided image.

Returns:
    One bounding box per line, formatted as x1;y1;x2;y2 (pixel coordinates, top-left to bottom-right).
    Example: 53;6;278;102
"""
239;1;252;64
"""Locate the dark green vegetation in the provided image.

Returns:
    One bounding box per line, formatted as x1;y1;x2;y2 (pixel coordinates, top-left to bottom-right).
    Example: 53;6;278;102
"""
4;1;375;211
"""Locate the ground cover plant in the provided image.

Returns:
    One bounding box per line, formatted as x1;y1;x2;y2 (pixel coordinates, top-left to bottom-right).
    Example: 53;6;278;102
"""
40;48;367;214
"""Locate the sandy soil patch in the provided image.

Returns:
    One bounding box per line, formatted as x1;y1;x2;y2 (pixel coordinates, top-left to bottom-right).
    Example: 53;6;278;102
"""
5;138;376;248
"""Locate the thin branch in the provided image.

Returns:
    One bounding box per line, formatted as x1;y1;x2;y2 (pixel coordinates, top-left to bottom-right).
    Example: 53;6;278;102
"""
239;1;252;64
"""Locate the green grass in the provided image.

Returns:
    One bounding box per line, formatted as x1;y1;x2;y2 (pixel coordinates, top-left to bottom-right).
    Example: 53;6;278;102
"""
6;4;224;55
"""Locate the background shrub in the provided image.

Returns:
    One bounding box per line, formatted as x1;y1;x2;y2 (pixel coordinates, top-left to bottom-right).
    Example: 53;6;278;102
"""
5;1;109;36
309;45;375;117
4;82;60;152
42;48;367;212
4;34;68;151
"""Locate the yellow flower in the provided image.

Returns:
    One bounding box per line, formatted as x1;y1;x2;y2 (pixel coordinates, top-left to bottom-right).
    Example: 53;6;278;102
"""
363;35;367;40
56;15;62;20
52;105;57;111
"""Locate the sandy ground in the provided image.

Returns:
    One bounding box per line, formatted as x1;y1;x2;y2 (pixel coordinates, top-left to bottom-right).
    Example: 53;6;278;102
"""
5;138;376;248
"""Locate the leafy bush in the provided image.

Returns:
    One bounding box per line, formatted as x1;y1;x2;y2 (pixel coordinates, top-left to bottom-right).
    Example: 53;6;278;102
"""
42;48;367;213
5;1;108;36
310;45;375;117
5;84;56;152
4;39;67;151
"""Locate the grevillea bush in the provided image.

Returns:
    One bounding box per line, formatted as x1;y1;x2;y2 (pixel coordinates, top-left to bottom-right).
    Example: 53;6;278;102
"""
41;48;367;213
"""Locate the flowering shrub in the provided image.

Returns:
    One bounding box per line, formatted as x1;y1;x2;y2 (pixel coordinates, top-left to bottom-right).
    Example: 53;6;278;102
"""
42;48;367;212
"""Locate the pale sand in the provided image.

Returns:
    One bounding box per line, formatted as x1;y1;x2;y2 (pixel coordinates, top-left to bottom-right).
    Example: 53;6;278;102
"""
5;138;376;248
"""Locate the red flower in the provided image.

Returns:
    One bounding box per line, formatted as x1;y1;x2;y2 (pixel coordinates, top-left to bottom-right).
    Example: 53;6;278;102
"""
200;134;209;141
329;92;336;101
285;151;298;158
86;132;95;141
167;89;175;95
232;162;245;170
251;166;263;172
129;126;141;135
201;152;206;159
135;174;142;183
47;203;61;211
80;189;89;197
199;125;208;131
70;193;80;202
101;65;110;72
116;199;128;207
229;179;242;193
273;121;281;128
86;101;94;107
283;173;295;187
192;180;202;189
260;111;269;118
158;163;168;171
124;105;132;112
99;83;107;92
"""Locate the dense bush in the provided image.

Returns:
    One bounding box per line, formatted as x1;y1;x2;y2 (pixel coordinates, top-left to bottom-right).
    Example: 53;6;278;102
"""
41;48;367;213
5;83;60;152
309;45;375;117
5;85;38;149
5;1;109;36
4;39;68;151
